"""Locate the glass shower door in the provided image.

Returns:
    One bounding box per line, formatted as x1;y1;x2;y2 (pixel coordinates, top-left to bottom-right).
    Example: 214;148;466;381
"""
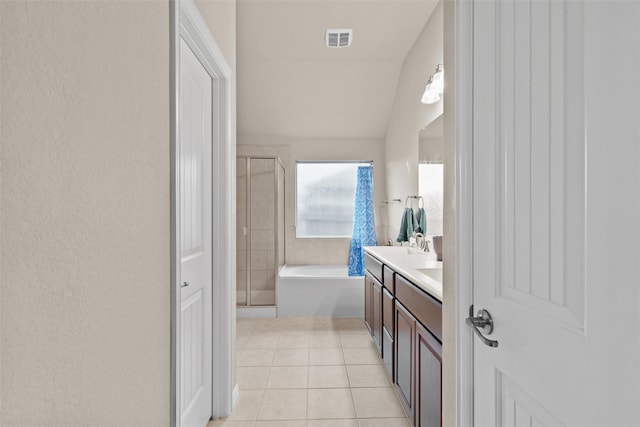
249;158;276;306
236;157;248;306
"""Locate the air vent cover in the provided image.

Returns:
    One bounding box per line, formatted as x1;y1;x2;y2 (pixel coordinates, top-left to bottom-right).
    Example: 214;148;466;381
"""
325;29;352;48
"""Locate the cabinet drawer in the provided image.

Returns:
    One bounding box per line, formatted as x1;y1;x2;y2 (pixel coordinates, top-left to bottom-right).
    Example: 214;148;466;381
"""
395;274;442;342
364;253;383;283
383;288;394;338
383;266;395;293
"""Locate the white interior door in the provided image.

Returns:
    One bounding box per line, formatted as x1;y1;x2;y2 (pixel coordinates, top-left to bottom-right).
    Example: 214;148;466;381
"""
179;36;213;427
471;1;640;426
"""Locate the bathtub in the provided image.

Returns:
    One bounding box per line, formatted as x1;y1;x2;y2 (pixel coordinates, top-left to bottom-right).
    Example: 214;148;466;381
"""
277;265;364;318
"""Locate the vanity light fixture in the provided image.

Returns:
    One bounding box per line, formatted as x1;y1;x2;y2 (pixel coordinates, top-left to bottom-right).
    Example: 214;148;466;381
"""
421;64;444;105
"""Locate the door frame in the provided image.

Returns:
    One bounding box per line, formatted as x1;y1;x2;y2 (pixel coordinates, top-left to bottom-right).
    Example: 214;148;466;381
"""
454;0;475;425
170;1;235;425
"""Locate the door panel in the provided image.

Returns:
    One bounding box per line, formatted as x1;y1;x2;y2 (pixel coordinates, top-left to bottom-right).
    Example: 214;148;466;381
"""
472;1;640;426
395;302;415;424
372;279;383;354
494;0;585;330
416;323;441;427
179;36;213;427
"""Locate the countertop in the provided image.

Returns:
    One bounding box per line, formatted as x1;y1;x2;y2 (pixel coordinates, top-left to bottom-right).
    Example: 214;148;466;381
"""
364;246;443;301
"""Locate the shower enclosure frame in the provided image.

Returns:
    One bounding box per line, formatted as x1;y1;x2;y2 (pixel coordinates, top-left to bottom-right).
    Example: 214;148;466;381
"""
237;155;285;308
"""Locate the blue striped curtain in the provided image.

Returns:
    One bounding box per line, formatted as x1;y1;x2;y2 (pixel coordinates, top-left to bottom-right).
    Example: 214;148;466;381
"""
348;166;377;276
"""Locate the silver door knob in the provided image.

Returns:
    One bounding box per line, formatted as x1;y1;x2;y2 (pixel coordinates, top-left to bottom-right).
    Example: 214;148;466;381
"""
466;305;499;348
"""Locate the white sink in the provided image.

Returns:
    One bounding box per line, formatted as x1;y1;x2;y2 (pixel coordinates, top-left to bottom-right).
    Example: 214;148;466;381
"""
416;268;443;283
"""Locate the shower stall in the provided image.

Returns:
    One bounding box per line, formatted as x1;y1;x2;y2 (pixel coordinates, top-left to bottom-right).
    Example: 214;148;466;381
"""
236;156;285;310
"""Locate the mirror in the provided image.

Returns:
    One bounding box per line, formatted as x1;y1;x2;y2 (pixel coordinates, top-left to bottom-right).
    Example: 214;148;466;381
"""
418;114;444;252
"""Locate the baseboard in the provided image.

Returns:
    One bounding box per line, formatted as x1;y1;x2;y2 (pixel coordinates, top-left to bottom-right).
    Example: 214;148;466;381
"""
236;306;277;318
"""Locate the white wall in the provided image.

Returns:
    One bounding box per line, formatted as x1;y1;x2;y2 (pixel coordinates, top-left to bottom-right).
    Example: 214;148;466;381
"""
1;2;170;425
384;1;443;242
382;1;456;424
238;135;386;265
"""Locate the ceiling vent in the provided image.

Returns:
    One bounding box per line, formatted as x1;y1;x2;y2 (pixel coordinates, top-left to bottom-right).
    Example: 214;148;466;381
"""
325;29;353;48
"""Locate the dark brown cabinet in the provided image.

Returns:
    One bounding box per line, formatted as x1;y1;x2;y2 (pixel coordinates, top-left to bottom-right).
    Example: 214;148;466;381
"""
416;322;442;427
364;272;383;355
364;252;442;427
395;301;416;425
372;278;383;354
364;274;373;333
382;287;394;380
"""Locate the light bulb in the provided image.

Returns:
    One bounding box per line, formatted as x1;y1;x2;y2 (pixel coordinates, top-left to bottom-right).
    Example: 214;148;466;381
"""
431;64;444;94
421;79;440;104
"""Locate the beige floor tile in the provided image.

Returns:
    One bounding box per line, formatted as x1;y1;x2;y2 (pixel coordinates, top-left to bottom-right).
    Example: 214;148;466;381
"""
236;366;271;390
309;319;339;333
308;365;350;388
308;420;359;427
309;348;345;365
346;365;392;388
207;420;254;427
335;318;369;334
307;388;356;419
236;349;275;367
236;326;255;338
351;388;406;418
278;335;310;349
272;348;309;366
342;347;382;365
309;334;342;348
225;390;263;421
340;334;376;348
244;335;280;349
235;335;249;350
256;389;308;420
357;418;411;427
250;321;281;335
266;366;308;389
255;421;306;427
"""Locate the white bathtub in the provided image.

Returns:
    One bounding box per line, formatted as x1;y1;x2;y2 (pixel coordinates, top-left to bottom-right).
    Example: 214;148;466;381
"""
277;265;364;318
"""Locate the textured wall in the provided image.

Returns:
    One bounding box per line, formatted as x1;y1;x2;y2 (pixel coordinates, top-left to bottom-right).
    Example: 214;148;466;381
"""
384;2;443;242
238;136;386;265
0;2;170;425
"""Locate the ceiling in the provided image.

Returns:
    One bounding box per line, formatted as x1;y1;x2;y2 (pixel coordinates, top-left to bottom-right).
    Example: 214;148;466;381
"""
236;0;439;139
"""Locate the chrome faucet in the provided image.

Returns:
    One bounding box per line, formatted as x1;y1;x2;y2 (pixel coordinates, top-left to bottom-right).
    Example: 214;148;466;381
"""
412;232;430;252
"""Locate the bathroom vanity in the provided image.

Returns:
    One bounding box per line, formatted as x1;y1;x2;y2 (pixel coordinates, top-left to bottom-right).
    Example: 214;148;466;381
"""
363;246;443;427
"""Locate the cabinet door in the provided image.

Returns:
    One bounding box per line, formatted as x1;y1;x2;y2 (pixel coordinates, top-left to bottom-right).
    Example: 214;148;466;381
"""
416;323;442;427
364;275;373;334
382;326;394;381
382;288;394;338
372;279;383;354
395;301;415;424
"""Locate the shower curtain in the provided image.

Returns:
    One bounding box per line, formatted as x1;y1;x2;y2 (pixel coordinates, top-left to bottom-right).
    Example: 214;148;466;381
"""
348;166;377;276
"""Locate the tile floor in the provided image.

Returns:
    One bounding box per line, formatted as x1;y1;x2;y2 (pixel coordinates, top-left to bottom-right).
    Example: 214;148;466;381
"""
208;317;410;427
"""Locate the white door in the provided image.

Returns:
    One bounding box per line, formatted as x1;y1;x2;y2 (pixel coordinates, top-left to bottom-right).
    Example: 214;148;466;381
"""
471;1;640;426
179;36;213;427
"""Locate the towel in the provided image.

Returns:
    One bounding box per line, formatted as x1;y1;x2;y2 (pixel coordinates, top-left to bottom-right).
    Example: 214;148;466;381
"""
415;207;427;234
396;208;417;242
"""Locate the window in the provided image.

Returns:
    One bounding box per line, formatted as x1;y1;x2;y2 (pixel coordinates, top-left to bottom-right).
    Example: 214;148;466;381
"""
418;163;444;236
296;161;372;238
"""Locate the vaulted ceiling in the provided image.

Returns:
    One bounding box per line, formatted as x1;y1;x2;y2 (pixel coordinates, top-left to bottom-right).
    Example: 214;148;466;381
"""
237;0;439;139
